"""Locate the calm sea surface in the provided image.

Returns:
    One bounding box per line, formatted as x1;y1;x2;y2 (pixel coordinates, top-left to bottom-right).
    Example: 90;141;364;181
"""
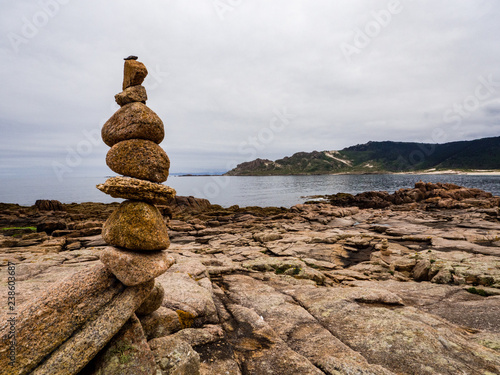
1;174;499;208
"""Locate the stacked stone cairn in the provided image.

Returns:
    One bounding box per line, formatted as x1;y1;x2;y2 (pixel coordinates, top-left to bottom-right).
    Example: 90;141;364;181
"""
97;55;176;289
0;57;176;375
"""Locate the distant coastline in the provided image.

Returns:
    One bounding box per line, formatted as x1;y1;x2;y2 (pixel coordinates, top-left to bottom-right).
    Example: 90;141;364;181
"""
177;169;500;177
224;136;500;176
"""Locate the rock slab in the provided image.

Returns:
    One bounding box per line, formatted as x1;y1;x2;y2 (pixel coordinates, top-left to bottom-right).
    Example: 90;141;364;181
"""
0;264;122;375
96;176;176;204
102;200;170;251
31;280;154;375
81;314;156;375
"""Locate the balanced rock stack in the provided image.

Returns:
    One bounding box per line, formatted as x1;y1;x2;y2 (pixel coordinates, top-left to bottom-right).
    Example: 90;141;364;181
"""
97;56;176;286
0;57;176;375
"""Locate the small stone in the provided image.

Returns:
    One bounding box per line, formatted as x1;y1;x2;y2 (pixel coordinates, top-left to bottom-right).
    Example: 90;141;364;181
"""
100;246;174;286
114;85;148;107
106;139;170;183
149;336;201;375
139;307;182;340
123;60;148;90
124;55;138;60
136;282;165;315
102;200;170;251
102;102;163;146
96;176;176;204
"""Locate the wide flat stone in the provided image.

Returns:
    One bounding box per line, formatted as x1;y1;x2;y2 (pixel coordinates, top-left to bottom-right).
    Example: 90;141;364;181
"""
101;102;163;147
100;246;174;286
102;201;170;251
106;139;170;183
96;176;176;204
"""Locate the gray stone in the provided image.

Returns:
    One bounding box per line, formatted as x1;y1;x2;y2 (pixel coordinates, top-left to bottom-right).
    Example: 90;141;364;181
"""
149;336;200;375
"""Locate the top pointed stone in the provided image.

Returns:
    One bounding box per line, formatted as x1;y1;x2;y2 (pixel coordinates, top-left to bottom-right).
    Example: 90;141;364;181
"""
123;59;148;90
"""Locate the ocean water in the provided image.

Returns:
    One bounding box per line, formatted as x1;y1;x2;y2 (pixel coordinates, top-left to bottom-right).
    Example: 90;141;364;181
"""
1;174;499;208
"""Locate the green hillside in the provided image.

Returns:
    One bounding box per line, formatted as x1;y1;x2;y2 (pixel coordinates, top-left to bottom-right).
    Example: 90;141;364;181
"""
224;136;500;175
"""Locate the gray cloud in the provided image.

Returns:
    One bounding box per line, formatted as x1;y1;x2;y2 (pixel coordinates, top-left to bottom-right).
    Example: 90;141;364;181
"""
1;0;499;178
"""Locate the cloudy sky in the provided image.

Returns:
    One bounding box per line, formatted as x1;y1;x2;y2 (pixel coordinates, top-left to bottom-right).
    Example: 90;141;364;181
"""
1;0;499;178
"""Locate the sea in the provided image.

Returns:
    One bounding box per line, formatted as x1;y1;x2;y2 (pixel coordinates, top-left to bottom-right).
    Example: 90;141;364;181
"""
1;174;500;208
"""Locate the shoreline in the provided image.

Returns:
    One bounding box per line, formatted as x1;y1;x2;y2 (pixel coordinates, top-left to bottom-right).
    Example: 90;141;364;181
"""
218;170;500;177
1;183;499;373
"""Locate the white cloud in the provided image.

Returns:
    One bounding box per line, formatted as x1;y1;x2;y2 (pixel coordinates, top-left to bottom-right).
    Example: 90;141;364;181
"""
1;0;499;177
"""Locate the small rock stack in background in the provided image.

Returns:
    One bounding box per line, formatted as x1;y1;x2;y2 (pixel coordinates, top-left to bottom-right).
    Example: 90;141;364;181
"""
97;56;175;304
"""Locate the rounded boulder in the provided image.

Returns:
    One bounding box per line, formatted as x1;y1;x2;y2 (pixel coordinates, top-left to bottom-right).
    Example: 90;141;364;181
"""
102;102;164;147
106;139;170;183
136;282;165;316
102;200;170;251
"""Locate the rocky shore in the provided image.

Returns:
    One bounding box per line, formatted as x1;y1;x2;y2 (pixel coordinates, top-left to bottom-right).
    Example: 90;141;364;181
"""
1;182;500;374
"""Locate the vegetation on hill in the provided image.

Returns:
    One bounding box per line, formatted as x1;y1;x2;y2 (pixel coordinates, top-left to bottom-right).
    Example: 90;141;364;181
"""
225;136;500;175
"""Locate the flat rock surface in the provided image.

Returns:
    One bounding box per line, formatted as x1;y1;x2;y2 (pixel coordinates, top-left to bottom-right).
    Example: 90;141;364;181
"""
1;194;500;374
